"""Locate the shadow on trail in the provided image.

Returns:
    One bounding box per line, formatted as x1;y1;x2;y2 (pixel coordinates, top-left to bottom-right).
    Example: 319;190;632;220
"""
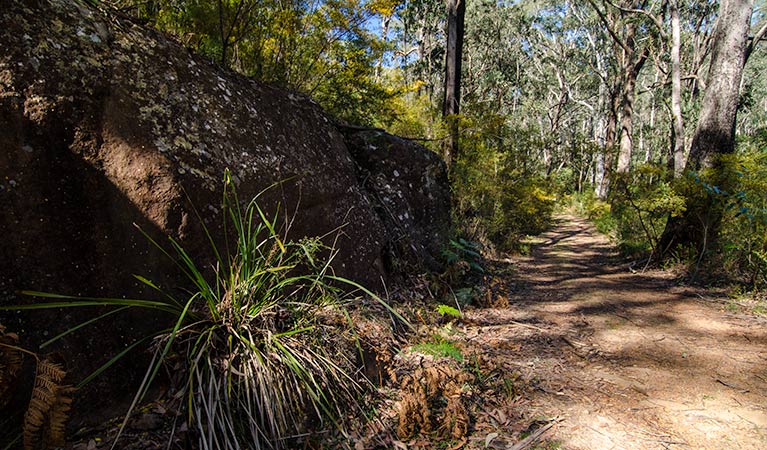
465;214;767;449
498;216;691;333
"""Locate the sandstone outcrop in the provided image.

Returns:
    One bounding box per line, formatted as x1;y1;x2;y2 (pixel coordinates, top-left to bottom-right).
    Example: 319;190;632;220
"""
0;0;449;424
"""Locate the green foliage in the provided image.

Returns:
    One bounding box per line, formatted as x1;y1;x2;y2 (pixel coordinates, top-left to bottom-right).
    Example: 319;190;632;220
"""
144;170;370;449
436;304;461;319
450;287;476;307
570;191;618;237
442;238;484;273
451;118;556;253
709;148;767;289
570;163;688;259
384;87;442;139
607;166;686;257
410;335;464;362
574;140;767;293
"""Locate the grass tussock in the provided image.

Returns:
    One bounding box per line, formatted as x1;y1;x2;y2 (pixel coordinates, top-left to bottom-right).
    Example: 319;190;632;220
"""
10;169;407;449
132;170;382;449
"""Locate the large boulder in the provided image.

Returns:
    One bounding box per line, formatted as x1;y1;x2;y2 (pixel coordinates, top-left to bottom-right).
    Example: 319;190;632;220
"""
0;0;449;425
341;128;450;276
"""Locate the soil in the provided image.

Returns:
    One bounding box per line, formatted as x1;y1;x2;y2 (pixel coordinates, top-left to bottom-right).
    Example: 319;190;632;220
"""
459;214;767;449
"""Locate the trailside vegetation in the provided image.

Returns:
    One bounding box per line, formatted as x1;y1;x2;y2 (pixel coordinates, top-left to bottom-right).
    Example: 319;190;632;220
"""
102;0;766;292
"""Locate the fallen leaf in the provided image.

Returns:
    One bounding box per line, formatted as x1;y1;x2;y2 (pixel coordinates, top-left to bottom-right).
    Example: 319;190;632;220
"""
485;432;499;447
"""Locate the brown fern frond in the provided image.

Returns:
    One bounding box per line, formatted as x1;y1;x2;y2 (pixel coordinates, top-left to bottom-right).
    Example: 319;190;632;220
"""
47;386;75;448
0;325;24;410
397;365;470;440
24;357;74;450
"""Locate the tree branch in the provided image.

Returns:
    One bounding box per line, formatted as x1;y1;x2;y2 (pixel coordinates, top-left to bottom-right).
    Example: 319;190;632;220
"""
746;20;767;63
602;0;667;38
586;0;631;54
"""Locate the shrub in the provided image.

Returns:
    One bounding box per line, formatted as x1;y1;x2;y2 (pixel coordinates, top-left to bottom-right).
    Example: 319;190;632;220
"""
569;190;617;237
608;166;686;257
451;120;556;253
709;147;767;288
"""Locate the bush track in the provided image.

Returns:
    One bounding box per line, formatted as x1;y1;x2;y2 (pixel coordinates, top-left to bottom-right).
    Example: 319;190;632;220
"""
462;214;767;449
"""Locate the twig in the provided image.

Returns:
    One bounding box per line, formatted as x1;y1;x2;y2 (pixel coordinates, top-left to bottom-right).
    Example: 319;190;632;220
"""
507;320;547;332
655;439;689;447
695;293;750;308
715;377;749;393
476;321;547;332
507;418;562;450
333;122;385;133
614;312;640;326
560;336;589;359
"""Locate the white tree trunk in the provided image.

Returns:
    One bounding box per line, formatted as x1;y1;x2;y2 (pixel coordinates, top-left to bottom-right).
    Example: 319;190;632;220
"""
670;0;687;176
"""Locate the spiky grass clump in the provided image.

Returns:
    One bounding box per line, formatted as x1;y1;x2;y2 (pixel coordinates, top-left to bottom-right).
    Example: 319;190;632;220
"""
11;169;409;449
144;170;369;449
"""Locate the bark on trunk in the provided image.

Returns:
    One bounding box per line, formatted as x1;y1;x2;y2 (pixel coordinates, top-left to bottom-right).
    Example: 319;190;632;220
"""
686;0;752;171
597;83;620;199
670;0;686;177
659;0;754;258
442;0;465;169
616;40;648;174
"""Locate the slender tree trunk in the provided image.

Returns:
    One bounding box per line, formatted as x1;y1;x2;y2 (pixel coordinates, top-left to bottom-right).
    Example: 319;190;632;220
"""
597;84;620;198
375;15;392;80
670;0;687;176
218;0;228;66
442;0;466;169
660;0;754;257
616;45;648;174
594;49;609;199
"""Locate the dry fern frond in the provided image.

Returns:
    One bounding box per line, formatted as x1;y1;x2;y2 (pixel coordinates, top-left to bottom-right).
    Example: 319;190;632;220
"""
397;365;470;440
0;324;24;410
24;357;75;450
47;385;76;448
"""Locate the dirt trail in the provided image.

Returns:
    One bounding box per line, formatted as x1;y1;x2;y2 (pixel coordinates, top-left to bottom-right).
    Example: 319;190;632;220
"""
463;214;767;449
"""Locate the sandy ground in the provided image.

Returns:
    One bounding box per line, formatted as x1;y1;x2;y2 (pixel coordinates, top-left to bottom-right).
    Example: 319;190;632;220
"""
461;214;767;449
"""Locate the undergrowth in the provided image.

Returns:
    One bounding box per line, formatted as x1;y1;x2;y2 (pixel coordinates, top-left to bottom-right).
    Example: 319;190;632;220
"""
568;164;685;259
410;335;464;362
451;118;557;254
6;169;407;449
569;140;767;296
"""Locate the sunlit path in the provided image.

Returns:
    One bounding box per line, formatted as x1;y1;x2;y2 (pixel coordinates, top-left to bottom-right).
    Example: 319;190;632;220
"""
462;214;767;449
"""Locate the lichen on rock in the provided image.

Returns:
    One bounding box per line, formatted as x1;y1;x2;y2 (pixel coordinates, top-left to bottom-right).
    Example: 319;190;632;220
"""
0;0;450;427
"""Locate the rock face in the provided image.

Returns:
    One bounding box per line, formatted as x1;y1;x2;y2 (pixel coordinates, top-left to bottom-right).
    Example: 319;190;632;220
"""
0;0;449;424
341;129;450;275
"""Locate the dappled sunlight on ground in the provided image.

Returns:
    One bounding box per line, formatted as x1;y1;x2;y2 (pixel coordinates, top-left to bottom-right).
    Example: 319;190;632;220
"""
460;214;767;449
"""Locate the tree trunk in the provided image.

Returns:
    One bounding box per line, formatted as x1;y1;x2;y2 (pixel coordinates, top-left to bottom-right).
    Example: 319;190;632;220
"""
616;41;647;174
218;0;228;66
686;0;752;171
596;83;620;198
670;0;686;177
659;0;754;257
442;0;466;169
375;14;392;80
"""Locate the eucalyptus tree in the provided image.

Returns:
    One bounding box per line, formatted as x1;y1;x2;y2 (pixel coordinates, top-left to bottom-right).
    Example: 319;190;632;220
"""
660;0;760;256
395;0;447;101
586;0;662;179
